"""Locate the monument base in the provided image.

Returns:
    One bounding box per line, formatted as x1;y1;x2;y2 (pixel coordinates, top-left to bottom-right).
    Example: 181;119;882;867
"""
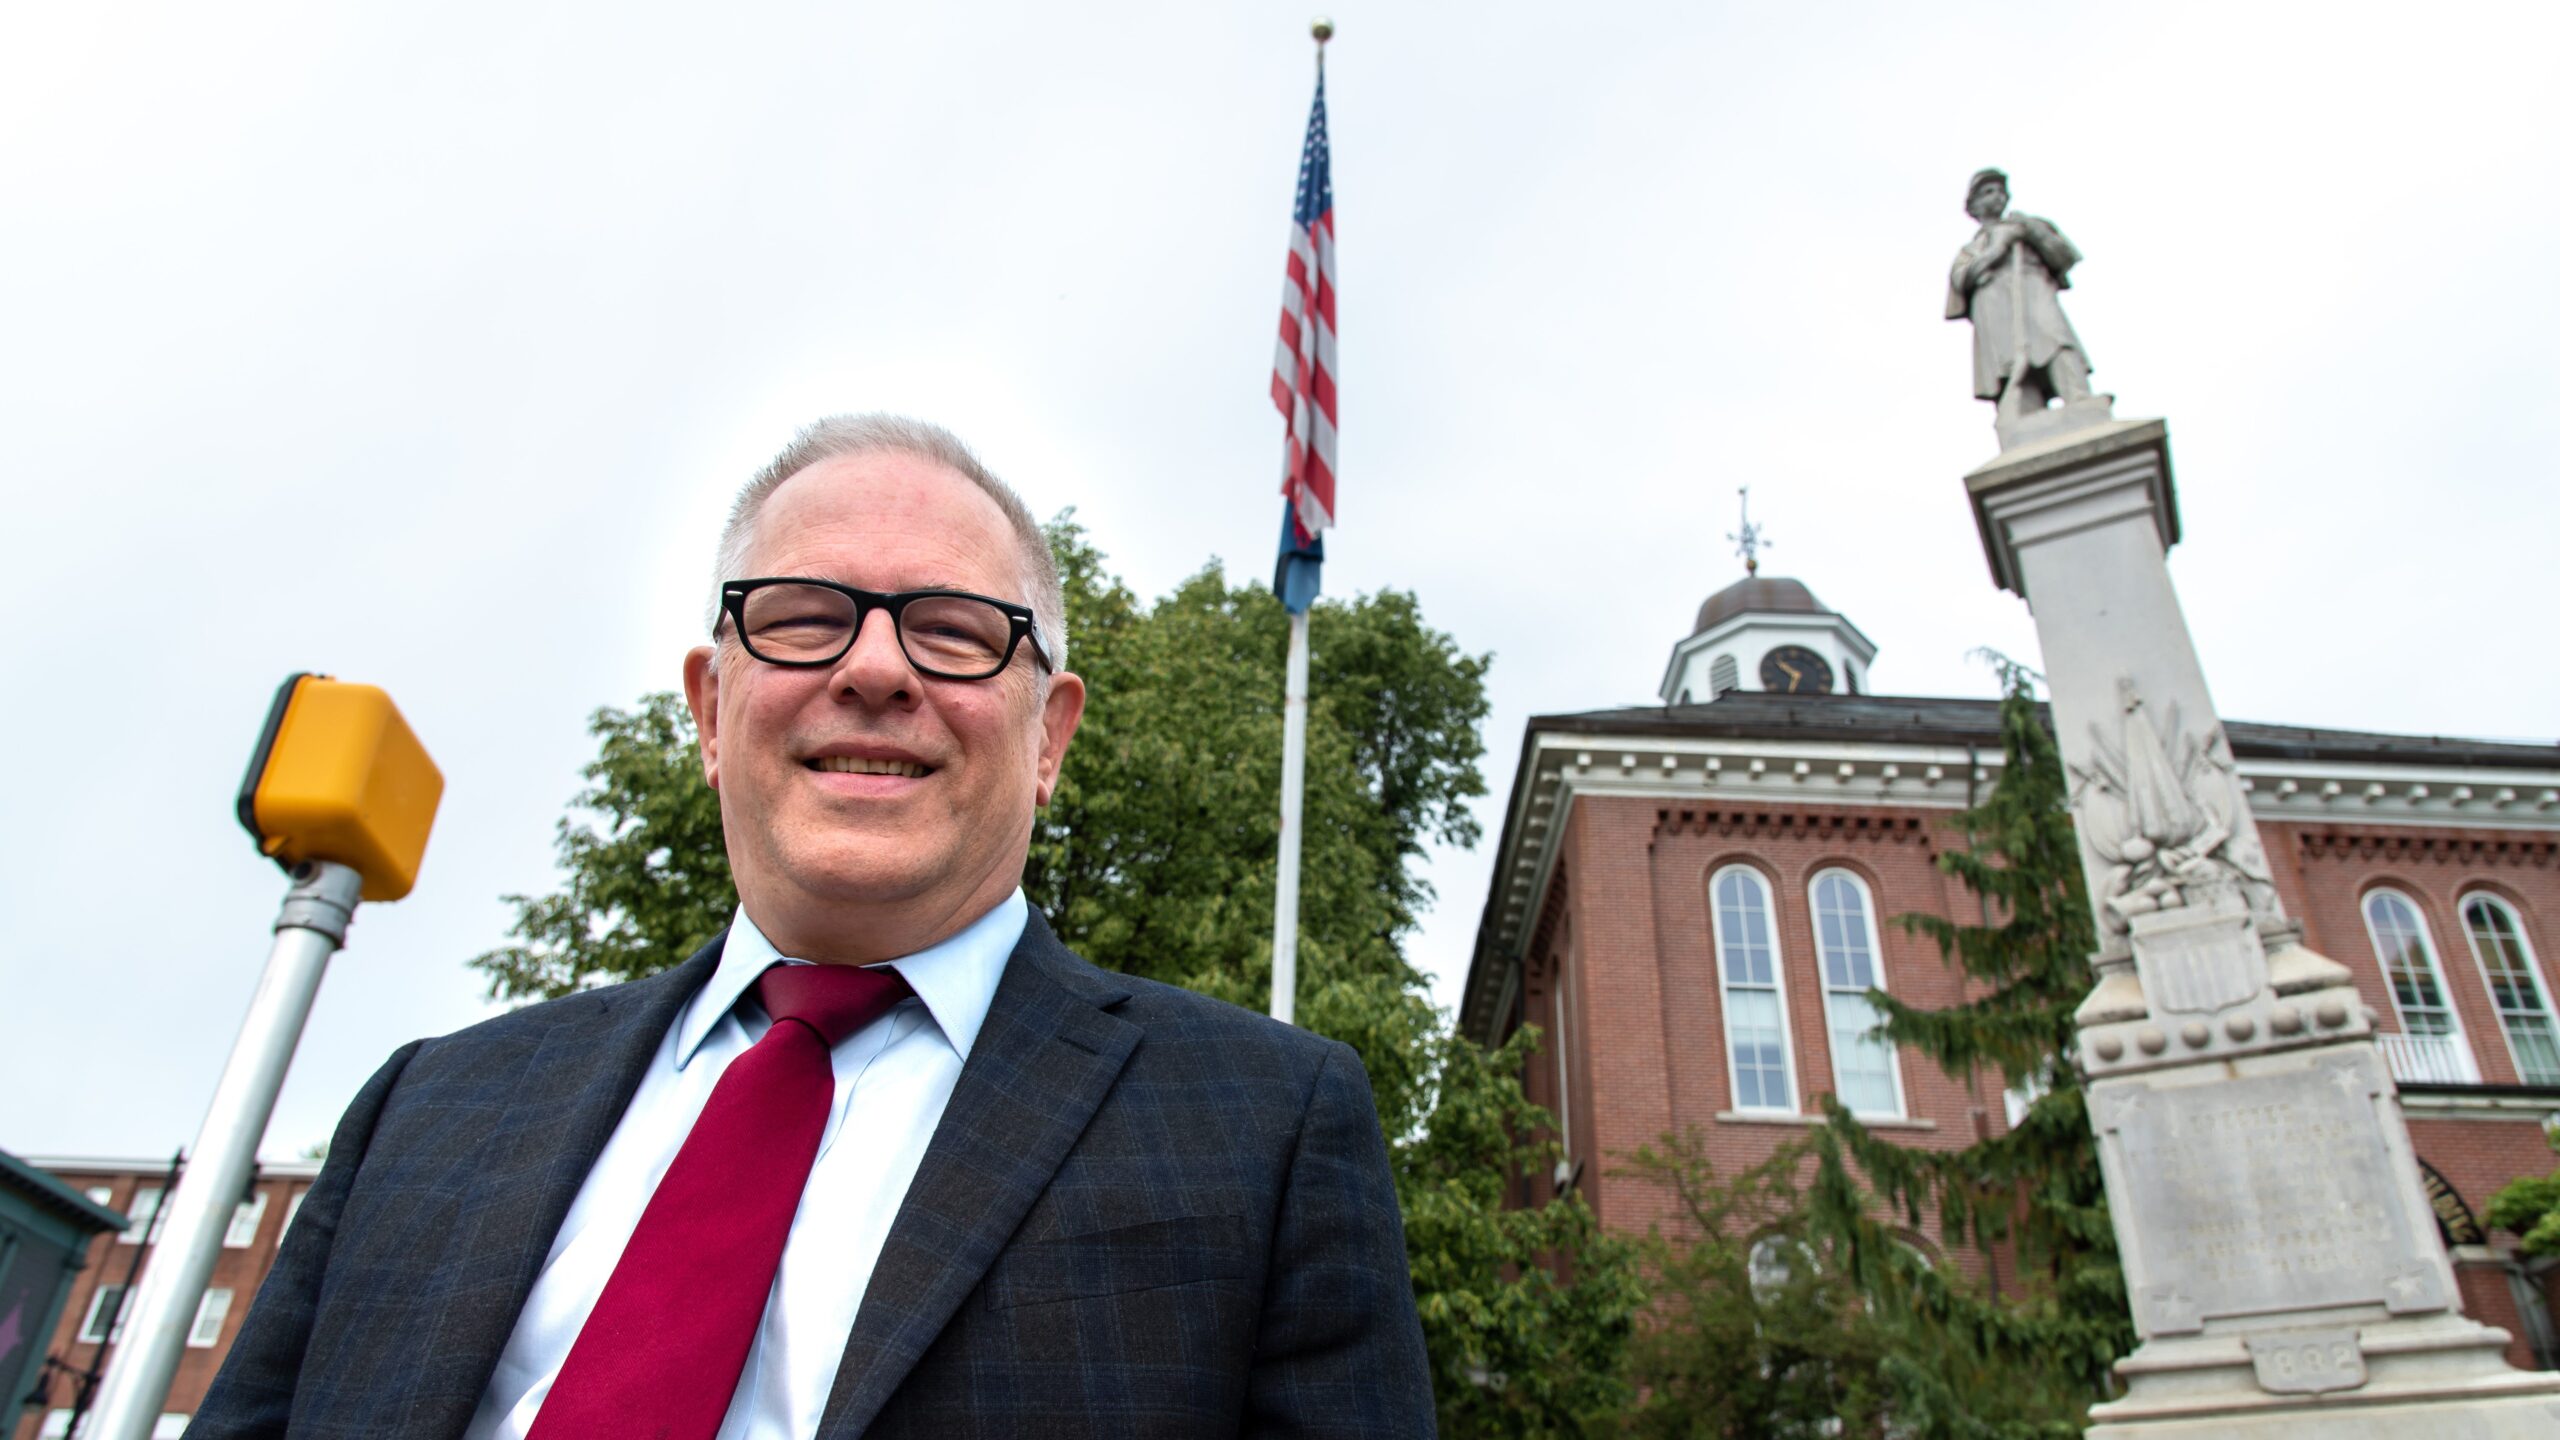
2093;1299;2560;1434
2092;1394;2560;1438
2082;1033;2560;1432
2091;1361;2560;1438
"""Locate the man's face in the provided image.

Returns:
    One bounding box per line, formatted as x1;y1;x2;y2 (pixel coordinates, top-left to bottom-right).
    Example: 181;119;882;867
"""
1967;181;2009;224
681;450;1084;956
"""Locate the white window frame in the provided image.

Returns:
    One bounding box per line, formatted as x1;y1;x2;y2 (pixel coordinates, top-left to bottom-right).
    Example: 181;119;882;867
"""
1712;864;1799;1114
224;1191;268;1249
1808;869;1906;1118
281;1189;307;1239
188;1288;233;1348
2459;893;2560;1087
118;1186;165;1245
2362;888;2476;1078
79;1284;128;1344
154;1417;191;1440
39;1409;72;1439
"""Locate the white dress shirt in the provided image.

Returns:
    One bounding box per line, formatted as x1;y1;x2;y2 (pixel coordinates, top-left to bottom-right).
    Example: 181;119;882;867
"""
463;891;1024;1440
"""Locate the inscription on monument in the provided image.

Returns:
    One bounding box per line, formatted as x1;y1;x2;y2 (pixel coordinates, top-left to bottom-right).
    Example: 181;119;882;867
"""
2095;1055;2445;1335
2245;1327;2368;1395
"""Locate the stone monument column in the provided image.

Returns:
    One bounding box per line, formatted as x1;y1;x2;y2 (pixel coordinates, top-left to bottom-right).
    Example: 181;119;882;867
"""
1955;176;2560;1437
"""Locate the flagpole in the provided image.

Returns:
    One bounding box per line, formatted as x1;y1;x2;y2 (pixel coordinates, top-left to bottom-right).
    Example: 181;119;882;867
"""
1272;606;1309;1024
1270;15;1332;1026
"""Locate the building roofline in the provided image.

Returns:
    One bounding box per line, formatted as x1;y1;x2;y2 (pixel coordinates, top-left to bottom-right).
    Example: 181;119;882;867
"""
22;1156;327;1181
1531;695;2559;769
0;1148;132;1232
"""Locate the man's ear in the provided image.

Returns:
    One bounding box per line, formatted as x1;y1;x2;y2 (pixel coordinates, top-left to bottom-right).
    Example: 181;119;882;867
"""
682;645;722;790
1033;671;1087;806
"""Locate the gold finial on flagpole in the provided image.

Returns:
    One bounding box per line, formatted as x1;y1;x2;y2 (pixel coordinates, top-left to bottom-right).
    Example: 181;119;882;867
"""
1310;16;1334;43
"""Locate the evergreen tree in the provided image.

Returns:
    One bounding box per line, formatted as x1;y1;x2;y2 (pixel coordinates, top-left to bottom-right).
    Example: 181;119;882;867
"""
1803;663;2132;1439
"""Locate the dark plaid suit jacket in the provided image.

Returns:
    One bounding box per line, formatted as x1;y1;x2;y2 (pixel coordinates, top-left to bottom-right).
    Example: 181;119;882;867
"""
193;909;1435;1437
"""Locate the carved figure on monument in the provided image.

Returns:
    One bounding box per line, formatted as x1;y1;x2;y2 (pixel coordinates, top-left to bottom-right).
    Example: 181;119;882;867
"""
2070;678;2279;940
1947;169;2114;447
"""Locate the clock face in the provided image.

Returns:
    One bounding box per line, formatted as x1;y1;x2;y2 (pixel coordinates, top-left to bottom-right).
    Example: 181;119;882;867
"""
1759;645;1835;695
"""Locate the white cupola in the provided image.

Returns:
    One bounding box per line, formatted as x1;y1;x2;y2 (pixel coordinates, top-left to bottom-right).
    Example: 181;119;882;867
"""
1658;575;1878;704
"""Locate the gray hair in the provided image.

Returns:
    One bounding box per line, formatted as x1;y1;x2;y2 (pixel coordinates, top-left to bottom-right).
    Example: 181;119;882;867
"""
710;414;1067;673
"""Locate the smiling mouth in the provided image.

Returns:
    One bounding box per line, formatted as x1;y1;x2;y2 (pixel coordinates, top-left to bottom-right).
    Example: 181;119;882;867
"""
809;756;933;779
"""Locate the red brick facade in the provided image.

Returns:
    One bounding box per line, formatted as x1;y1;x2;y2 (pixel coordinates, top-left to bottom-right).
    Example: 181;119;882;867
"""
1489;773;2560;1369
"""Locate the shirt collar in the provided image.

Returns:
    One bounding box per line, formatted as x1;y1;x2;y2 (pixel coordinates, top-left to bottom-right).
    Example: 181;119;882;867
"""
675;890;1026;1069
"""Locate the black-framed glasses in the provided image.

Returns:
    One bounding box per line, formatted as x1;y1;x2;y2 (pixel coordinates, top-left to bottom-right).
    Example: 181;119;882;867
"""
718;577;1051;680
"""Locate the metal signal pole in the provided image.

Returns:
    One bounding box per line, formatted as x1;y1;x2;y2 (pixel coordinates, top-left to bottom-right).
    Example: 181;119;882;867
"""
84;675;441;1440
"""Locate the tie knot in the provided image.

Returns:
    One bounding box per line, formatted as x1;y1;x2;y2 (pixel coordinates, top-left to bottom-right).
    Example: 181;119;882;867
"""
756;963;912;1048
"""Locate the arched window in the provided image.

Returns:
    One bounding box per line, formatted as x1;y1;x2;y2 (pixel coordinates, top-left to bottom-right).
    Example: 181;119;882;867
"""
2362;890;2474;1083
1709;654;1739;696
1713;866;1795;1112
1748;1233;1811;1304
1811;870;1904;1117
2462;895;2560;1087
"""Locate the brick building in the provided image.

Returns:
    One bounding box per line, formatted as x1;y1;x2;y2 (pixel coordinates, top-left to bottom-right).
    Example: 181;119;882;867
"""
13;1159;319;1440
1458;573;2560;1367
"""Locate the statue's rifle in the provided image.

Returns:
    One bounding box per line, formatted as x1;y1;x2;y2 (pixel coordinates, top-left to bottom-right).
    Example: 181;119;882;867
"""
2005;219;2031;415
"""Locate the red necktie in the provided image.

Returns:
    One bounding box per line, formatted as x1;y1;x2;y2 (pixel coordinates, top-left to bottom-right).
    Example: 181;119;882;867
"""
527;962;913;1440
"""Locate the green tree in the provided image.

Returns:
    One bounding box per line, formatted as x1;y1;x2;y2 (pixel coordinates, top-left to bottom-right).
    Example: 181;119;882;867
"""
1801;664;2132;1439
1401;1022;1641;1436
1020;520;1474;1136
1613;1132;1896;1439
470;690;734;1000
2485;1153;2560;1257
472;517;1639;1437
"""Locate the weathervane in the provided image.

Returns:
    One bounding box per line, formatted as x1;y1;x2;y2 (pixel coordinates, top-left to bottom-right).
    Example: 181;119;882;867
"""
1727;486;1770;577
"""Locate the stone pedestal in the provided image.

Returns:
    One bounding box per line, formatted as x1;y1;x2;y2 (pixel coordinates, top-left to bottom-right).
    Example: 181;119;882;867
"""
1965;419;2560;1435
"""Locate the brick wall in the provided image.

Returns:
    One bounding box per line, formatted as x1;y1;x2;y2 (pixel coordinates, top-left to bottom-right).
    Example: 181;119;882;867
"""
1540;794;2006;1263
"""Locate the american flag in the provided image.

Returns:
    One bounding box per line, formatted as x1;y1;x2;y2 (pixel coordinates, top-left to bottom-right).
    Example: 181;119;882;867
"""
1271;62;1334;615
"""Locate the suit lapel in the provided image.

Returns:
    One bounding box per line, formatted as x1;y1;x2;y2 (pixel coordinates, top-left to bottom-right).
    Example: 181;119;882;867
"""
818;912;1137;1437
406;937;726;1433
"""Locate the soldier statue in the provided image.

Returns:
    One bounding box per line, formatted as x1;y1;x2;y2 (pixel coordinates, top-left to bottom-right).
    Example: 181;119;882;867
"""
1947;168;2107;442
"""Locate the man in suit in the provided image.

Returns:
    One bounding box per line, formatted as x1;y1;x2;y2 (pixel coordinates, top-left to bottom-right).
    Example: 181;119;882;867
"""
195;414;1436;1438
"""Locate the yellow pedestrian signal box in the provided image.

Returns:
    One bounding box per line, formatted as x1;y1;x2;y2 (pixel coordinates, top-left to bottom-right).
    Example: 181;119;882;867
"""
236;674;444;901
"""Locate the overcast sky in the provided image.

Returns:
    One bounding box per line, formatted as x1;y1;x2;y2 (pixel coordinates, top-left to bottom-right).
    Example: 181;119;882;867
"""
4;2;2553;1163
